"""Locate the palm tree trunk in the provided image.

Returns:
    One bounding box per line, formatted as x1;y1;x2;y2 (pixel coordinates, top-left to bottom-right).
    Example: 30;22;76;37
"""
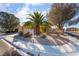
34;24;40;35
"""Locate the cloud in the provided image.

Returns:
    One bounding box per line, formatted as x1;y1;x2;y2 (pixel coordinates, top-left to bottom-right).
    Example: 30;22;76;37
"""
15;4;50;24
42;7;50;16
15;4;31;23
42;11;46;14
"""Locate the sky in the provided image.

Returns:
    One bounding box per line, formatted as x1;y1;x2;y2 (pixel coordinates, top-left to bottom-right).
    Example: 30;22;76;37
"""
0;3;51;24
0;3;79;28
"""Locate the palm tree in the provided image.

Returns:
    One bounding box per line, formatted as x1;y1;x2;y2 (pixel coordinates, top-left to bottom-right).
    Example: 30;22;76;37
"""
24;11;50;35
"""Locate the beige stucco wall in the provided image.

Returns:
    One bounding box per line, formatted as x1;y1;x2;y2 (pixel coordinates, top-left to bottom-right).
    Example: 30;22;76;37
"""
17;25;22;32
18;25;34;35
23;28;34;35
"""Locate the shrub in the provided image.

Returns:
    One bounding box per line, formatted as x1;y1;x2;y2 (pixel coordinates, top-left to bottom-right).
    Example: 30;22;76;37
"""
19;31;23;36
23;32;32;38
41;34;46;38
27;52;34;56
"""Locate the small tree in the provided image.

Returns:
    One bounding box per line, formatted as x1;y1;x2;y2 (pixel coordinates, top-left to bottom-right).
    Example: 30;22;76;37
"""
48;3;77;34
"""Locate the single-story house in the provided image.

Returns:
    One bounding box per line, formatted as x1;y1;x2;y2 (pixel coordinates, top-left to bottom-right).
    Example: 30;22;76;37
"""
17;24;34;35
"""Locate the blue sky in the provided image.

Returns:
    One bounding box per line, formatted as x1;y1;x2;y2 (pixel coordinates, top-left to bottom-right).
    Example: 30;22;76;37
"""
0;3;79;28
0;3;51;24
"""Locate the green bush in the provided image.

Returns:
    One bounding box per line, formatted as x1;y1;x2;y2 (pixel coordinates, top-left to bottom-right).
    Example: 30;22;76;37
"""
41;34;46;38
23;32;32;37
19;31;23;36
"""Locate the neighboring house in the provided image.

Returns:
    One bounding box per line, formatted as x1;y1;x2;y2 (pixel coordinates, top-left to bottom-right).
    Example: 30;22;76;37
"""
66;27;78;32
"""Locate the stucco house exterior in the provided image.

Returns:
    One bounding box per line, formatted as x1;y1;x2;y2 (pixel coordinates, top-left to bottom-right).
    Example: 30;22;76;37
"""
18;24;34;35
